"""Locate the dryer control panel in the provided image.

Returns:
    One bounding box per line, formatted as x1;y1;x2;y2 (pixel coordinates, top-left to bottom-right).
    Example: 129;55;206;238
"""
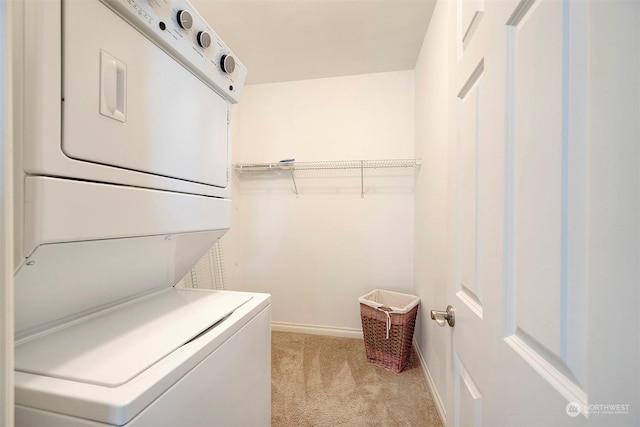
101;0;247;103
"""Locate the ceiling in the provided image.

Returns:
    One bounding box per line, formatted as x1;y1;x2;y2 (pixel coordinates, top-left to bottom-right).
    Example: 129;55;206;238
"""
191;0;437;85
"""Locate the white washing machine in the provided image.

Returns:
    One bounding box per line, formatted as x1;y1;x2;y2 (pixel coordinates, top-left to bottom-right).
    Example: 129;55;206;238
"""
15;289;271;426
11;1;270;425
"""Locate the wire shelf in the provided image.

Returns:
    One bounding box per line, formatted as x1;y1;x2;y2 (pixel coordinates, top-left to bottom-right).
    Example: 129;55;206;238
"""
234;158;420;172
233;158;421;197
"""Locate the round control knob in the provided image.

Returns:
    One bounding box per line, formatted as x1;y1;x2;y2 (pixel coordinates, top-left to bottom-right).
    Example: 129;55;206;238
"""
220;54;236;74
197;31;211;48
177;10;193;30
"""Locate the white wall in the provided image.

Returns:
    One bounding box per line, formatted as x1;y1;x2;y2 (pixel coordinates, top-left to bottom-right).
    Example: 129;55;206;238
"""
413;0;451;420
226;71;415;334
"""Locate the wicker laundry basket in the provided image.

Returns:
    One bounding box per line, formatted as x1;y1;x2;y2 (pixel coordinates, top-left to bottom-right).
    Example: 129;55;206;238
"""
359;289;420;373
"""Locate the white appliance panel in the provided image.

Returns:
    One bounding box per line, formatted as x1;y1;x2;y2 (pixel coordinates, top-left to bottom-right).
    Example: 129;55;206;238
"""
14;230;225;336
63;0;229;188
121;304;271;427
22;176;230;258
16;290;251;387
15;291;271;427
99;0;248;103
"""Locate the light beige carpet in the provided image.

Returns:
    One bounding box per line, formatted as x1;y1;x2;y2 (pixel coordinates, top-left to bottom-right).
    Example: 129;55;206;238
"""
271;332;443;427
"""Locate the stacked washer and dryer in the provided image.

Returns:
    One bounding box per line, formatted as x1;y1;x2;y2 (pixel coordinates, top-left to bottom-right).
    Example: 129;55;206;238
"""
12;1;271;425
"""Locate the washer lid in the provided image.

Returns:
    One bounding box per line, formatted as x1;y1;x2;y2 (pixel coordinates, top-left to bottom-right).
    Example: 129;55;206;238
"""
15;289;251;387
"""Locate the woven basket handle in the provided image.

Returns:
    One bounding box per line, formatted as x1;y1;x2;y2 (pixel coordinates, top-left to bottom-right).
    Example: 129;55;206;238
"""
377;305;393;339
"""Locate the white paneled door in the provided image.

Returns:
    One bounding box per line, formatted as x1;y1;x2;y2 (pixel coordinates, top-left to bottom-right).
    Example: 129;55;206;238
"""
442;0;639;425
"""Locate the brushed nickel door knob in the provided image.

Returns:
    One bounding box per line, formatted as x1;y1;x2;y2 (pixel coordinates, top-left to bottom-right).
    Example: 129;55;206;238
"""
431;305;455;327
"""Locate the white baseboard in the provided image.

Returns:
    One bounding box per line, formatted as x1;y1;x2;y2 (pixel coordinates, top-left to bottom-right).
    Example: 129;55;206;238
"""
413;342;446;426
271;321;363;339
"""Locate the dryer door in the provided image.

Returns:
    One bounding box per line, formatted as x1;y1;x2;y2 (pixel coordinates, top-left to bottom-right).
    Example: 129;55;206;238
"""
61;0;229;188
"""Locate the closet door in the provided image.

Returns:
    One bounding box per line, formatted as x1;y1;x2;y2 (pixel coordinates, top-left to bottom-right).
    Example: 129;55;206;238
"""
444;1;639;425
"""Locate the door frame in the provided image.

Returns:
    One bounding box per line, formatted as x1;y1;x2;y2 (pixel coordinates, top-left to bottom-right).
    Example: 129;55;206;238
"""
1;1;15;425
